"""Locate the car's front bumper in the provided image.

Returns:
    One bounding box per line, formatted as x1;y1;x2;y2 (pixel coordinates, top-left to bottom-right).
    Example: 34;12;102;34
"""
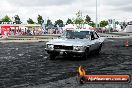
45;48;85;56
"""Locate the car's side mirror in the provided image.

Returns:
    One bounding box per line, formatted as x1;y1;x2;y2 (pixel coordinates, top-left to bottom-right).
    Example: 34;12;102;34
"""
95;37;98;39
91;37;95;40
91;34;95;40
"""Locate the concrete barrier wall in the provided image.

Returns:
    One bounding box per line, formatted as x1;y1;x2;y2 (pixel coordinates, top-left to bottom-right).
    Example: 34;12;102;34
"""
8;34;60;39
0;33;131;41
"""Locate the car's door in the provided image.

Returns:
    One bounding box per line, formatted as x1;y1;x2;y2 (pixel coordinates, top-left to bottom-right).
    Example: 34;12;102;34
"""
93;32;100;49
90;32;97;50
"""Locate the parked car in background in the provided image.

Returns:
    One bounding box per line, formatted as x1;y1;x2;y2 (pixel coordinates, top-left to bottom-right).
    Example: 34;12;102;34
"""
45;29;105;60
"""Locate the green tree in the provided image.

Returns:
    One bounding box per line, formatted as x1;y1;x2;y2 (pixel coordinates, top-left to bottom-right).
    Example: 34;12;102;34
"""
27;18;34;24
14;15;21;24
46;19;53;27
73;10;84;25
99;20;108;27
66;18;73;25
37;15;44;25
54;19;63;27
115;21;119;25
1;15;12;22
74;18;84;24
85;15;91;23
88;21;96;27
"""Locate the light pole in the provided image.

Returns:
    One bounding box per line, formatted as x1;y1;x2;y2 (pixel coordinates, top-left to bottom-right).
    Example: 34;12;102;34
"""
96;0;98;29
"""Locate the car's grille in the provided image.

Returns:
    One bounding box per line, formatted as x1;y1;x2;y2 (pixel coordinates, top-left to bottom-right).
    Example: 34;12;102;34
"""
54;45;73;50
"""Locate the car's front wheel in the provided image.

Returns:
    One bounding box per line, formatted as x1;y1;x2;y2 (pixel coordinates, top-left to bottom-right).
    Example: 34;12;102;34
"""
82;48;89;60
49;54;57;60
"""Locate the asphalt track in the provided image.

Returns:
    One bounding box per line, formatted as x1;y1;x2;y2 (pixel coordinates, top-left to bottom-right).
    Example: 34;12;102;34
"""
0;37;132;88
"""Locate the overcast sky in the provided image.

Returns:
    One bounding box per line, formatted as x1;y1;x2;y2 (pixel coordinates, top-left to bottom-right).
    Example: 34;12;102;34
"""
0;0;132;24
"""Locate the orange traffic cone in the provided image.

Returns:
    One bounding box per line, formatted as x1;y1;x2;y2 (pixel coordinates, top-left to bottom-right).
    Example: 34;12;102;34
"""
125;40;129;47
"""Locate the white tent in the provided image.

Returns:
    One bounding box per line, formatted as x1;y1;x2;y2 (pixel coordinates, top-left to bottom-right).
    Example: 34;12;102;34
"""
64;24;93;30
105;24;122;32
63;24;76;30
124;25;132;32
116;25;122;32
83;24;93;29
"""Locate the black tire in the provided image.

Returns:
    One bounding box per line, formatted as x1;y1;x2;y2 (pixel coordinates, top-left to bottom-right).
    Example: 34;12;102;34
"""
79;76;86;84
96;44;102;55
82;48;89;60
49;54;56;60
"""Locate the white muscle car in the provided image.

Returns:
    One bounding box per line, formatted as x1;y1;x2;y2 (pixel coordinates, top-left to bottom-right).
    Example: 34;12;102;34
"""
45;29;105;60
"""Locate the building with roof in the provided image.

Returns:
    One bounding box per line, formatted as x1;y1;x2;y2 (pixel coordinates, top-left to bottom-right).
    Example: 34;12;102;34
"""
0;22;42;36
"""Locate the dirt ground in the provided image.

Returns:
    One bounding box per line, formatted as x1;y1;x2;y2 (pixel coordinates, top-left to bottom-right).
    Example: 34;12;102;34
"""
0;38;132;88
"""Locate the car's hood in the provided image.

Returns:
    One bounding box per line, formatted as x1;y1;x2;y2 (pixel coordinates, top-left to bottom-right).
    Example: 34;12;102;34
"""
47;38;91;46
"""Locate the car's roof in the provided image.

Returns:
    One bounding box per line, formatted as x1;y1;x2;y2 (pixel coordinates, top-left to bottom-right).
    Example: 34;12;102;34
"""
66;28;95;32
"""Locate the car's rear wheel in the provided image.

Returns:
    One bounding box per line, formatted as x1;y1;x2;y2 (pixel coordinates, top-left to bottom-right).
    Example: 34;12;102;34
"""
96;44;102;55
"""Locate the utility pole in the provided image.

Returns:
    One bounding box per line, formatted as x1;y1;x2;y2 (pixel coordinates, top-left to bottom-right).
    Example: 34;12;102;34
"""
96;0;98;29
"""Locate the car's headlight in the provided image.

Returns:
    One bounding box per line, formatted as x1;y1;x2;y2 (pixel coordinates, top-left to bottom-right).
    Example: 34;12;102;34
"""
73;46;84;51
47;44;54;49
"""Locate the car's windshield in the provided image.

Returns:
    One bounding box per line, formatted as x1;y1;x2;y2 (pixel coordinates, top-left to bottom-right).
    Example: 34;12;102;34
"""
61;30;91;39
